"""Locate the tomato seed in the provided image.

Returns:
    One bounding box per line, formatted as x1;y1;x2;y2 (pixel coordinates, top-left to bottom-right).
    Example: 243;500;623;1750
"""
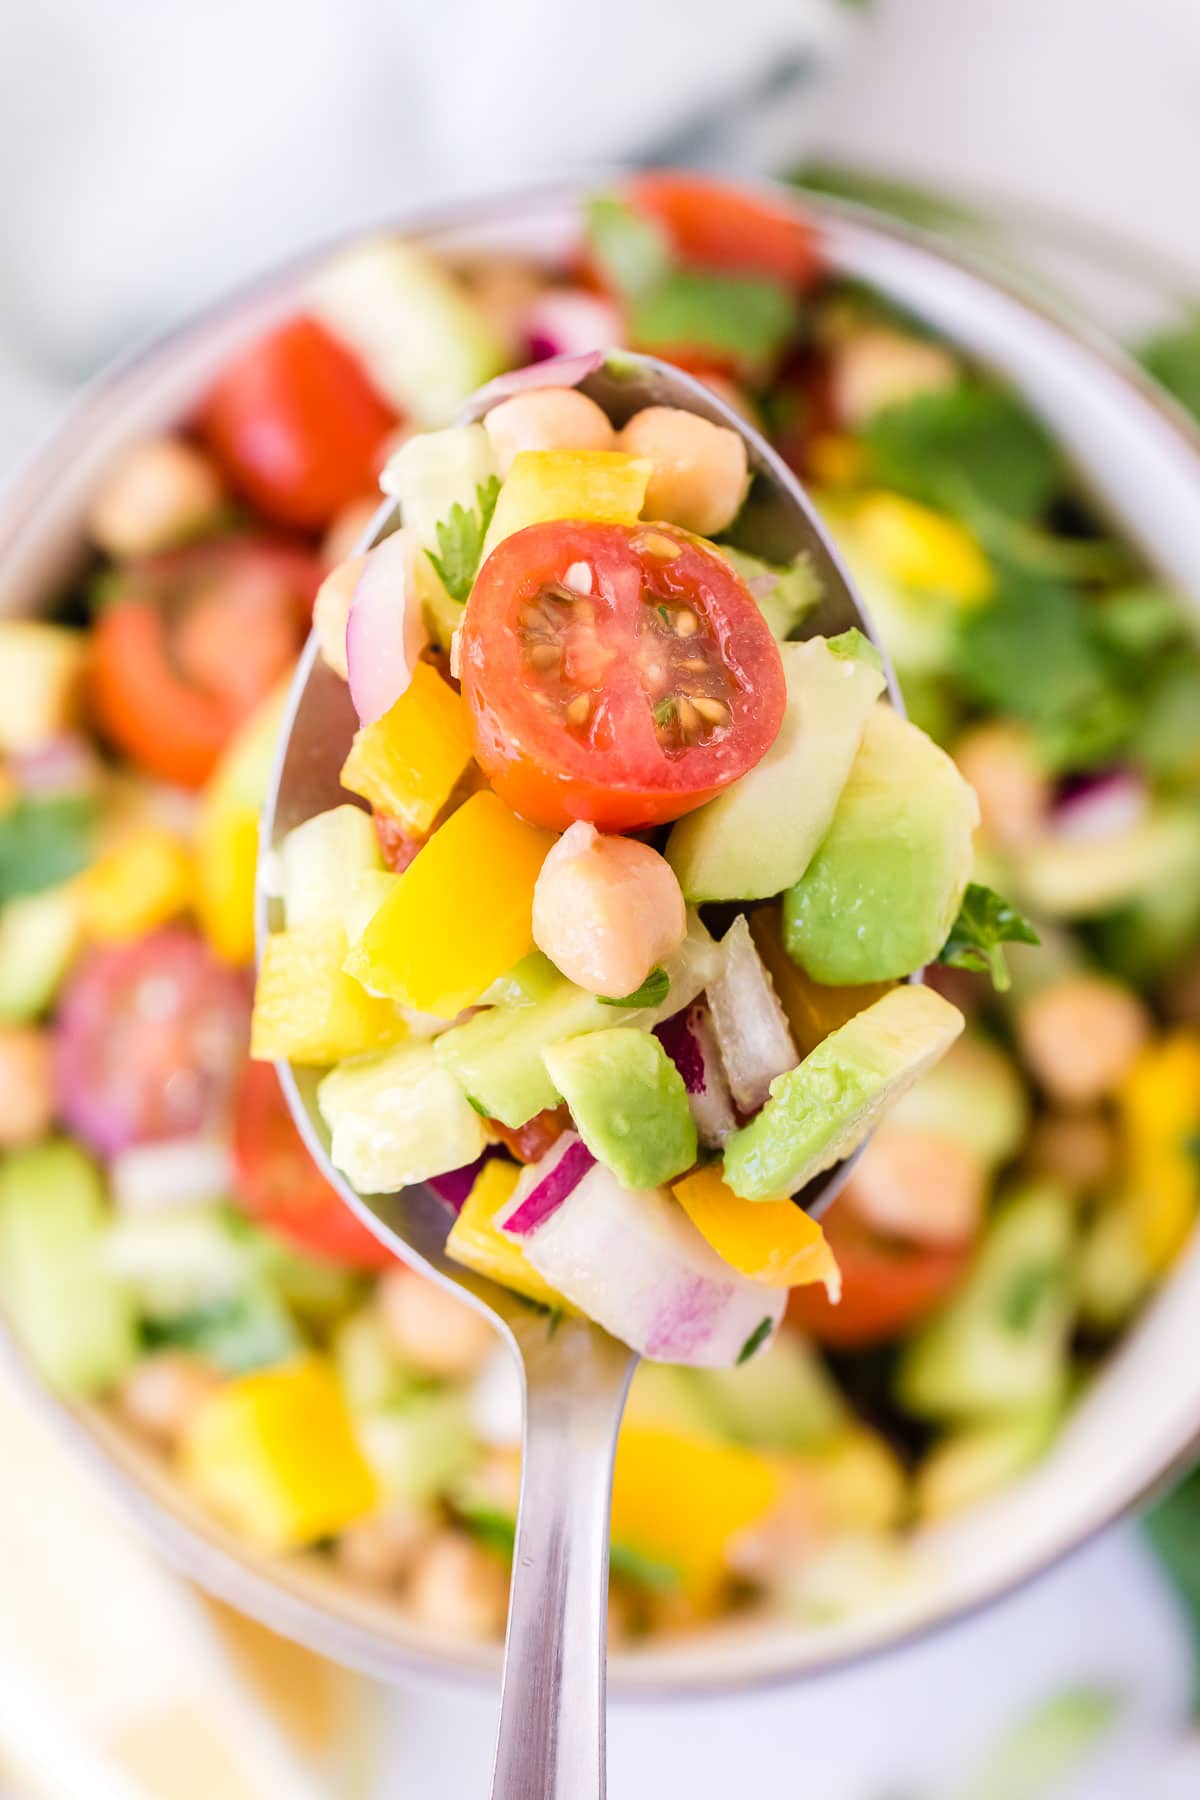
565;694;591;726
637;532;680;560
529;643;561;670
674;611;699;637
691;695;730;726
676;697;700;735
680;657;708;673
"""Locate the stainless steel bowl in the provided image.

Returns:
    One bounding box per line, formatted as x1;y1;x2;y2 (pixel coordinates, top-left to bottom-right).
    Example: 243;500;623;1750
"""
3;180;1200;1696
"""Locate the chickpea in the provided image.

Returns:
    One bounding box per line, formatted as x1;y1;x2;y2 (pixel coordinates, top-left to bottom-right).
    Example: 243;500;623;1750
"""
405;1532;509;1640
617;406;748;538
335;1502;435;1588
117;1352;220;1448
322;495;381;568
312;556;365;681
830;326;958;428
1017;974;1152;1106
1027;1111;1118;1193
378;1269;497;1381
954;722;1051;850
88;436;225;558
0;1027;54;1148
532;820;686;999
847;1127;986;1245
483;388;615;477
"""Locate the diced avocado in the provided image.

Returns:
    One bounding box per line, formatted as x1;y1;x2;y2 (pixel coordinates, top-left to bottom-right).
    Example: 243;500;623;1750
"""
311;240;507;426
898;1181;1076;1421
356;1390;476;1502
783;702;979;983
254;1234;363;1326
382;425;499;645
279;805;383;931
542;1028;697;1190
0;622;86;753
915;1398;1062;1522
0;884;81;1022
722;985;964;1201
720;547;823;641
318;1040;488;1195
1076;1202;1153;1333
0;1141;137;1396
887;1033;1029;1167
332;1306;421;1414
699;1333;848;1452
437;977;609;1126
480;951;563;1009
624;1362;725;1440
1017;805;1200;921
666;634;885;904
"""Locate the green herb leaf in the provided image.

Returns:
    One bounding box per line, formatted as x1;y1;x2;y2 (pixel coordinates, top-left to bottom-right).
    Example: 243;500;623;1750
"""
1140;312;1200;424
827;627;884;672
1001;1261;1065;1333
1146;1464;1200;1711
737;1316;775;1365
457;1501;680;1591
0;795;96;905
599;967;670;1009
861;382;1062;523
586;194;671;299
143;1287;299;1375
630;268;798;371
939;884;1039;992
609;1542;681;1593
427;475;502;603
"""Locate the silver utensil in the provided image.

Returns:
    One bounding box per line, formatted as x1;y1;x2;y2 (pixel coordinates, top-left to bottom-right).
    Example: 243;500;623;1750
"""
258;351;891;1799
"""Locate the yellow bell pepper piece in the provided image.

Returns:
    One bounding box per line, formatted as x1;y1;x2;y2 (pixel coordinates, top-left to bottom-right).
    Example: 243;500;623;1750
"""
180;1356;379;1553
78;824;193;943
748;905;892;1055
196;678;290;966
1119;1031;1200;1269
674;1165;840;1294
251;922;405;1065
446;1159;572;1311
483;450;652;557
611;1426;781;1605
340;662;474;836
344;791;555;1016
852;492;993;605
806;433;866;489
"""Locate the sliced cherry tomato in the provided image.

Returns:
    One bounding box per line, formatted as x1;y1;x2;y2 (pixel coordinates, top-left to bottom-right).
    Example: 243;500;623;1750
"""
232;1061;394;1269
54;928;251;1158
628;173;820;288
374;811;425;874
786;1195;973;1350
199;315;397;529
460;521;786;831
90;537;319;786
487;1106;570;1164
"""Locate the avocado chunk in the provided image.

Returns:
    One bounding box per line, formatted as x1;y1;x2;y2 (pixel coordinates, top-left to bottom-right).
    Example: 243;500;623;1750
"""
318;1040;488;1195
915;1397;1063;1521
436;977;610;1126
0;885;81;1023
898;1181;1076;1421
543;1028;697;1190
783;702;979;983
722;985;964;1201
666;634;885;903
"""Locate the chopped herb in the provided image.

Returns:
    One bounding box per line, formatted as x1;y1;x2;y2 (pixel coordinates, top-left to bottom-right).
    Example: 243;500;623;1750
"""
427;475;501;602
1001;1261;1064;1333
465;1095;491;1118
652;697;678;728
600;967;670;1009
0;794;96;905
585;194;670;299
861;382;1062;523
656;603;671;625
737;1316;775;1365
630;268;798;371
609;1543;681;1593
143;1288;299;1374
1139;312;1200;425
938;884;1039;992
827;627;884;672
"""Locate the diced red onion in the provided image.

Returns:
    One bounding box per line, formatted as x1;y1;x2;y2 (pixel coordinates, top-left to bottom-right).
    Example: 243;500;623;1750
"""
10;735;101;797
744;572;779;600
471;350;606;415
1051;768;1147;842
427;1151;493;1215
504;1158;784;1366
346;529;429;726
524;292;622;363
501;1133;595;1238
654;1004;737;1148
707;915;798;1113
109;1135;233;1215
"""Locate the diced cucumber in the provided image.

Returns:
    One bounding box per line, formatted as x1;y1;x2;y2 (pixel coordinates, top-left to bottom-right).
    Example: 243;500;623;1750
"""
887;1033;1029;1168
0;622;87;752
700;1333;848;1453
898;1181;1077;1421
318;1040;488;1194
332;1306;421;1414
479;951;562;1009
103;1205;257;1319
915;1398;1062;1522
383;424;496;554
279;805;382;930
356;1390;476;1502
253;1234;363;1326
543;1028;697;1190
0;1141;137;1396
720;548;823;642
1077;1202;1153;1333
0;885;81;1022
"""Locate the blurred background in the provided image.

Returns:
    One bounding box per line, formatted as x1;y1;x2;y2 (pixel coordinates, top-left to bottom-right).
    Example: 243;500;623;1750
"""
3;0;1200;1795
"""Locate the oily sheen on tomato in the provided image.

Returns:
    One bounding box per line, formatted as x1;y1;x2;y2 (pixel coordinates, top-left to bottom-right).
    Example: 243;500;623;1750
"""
459;521;786;832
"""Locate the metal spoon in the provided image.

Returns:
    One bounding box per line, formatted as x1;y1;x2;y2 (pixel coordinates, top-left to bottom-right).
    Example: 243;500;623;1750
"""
258;351;892;1800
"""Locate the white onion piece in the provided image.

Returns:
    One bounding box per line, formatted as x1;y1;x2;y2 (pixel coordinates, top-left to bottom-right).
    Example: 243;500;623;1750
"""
110;1136;233;1216
707;915;799;1113
654;1005;737;1148
744;572;779;600
345;530;430;726
524;291;622;362
1051;769;1147;843
500;1160;784;1367
469;349;605;415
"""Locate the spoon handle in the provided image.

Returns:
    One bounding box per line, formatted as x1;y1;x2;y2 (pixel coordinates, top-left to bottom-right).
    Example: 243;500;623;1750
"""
490;1328;635;1800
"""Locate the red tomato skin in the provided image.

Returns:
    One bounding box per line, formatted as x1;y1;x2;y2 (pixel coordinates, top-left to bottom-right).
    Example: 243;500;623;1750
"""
232;1062;395;1269
627;172;820;288
374;812;425;874
487;1107;570;1164
786;1197;974;1350
199;316;397;530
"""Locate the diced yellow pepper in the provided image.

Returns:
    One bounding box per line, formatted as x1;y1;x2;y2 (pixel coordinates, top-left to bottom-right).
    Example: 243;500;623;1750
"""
196;679;290;966
852;492;993;604
674;1165;840;1294
483;450;652;557
78;824;193;943
748;905;892;1055
344;791;555;1016
446;1159;573;1311
180;1356;379;1553
806;433;866;490
251;922;405;1065
799;1428;908;1533
611;1426;781;1605
340;662;474;836
1119;1031;1200;1269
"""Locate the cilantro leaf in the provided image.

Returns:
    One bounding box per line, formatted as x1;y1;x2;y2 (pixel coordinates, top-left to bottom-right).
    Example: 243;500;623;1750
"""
0;795;96;905
827;627;884;672
938;884;1039;992
585;193;670;299
1139;312;1200;424
737;1316;776;1364
861;381;1062;523
630;268;798;371
427;476;501;603
599;967;670;1009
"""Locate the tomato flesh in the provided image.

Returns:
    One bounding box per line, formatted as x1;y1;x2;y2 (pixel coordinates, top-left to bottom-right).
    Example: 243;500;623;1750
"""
487;1106;570;1165
460;521;785;832
233;1062;394;1269
199;315;397;530
786;1196;973;1350
89;537;319;787
628;173;820;288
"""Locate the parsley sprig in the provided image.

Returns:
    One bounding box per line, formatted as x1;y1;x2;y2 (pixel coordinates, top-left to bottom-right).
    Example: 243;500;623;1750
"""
938;883;1039;992
428;475;502;603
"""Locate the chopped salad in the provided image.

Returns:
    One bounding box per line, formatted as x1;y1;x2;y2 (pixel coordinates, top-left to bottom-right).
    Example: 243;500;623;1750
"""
0;173;1197;1645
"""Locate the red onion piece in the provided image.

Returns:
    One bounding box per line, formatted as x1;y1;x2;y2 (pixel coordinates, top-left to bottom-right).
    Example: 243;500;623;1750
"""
10;735;101;797
744;572;779;600
707;915;799;1114
1052;768;1147;842
502;1133;595;1238
654;1004;737;1148
472;350;606;416
428;1151;492;1214
346;530;429;726
524;292;622;363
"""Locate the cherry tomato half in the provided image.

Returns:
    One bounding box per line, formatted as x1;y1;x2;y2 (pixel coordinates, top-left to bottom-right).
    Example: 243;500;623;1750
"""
54;928;251;1159
199;315;397;530
786;1197;973;1350
232;1061;394;1270
628;173;820;289
487;1106;570;1165
90;537;320;787
460;521;786;832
